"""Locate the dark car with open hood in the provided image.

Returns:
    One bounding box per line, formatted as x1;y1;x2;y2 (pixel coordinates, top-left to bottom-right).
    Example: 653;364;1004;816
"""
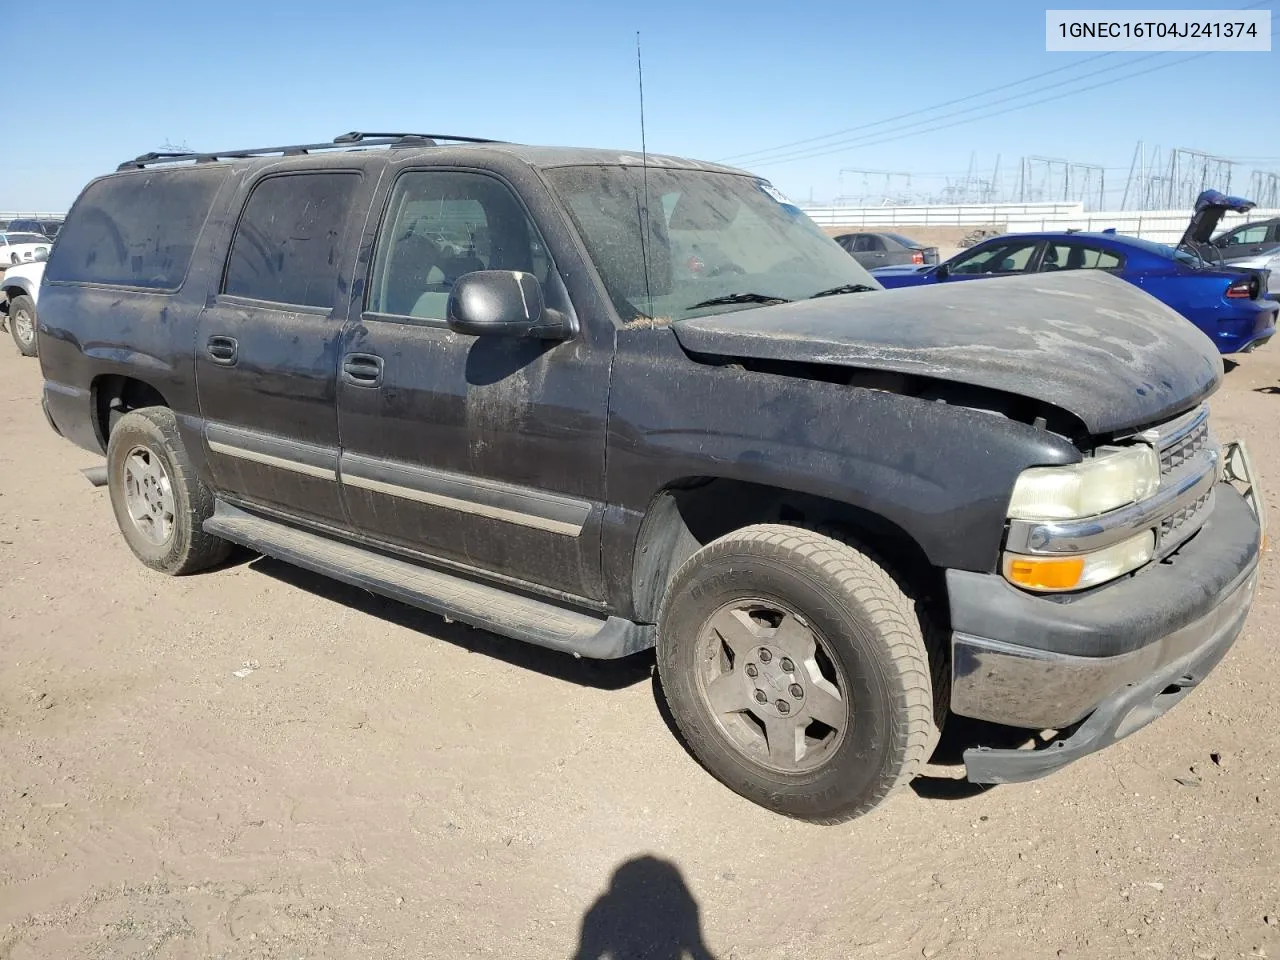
34;132;1265;821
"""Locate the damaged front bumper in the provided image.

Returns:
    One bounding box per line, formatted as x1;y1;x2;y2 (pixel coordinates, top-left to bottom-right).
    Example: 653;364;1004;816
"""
947;440;1264;785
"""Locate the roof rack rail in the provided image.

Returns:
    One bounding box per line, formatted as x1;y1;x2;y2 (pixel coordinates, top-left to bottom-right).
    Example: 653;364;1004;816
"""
118;131;500;171
332;131;498;145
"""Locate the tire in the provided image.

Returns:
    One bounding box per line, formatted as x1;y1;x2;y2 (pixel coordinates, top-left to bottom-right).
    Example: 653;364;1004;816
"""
106;407;231;575
656;524;941;823
8;294;38;357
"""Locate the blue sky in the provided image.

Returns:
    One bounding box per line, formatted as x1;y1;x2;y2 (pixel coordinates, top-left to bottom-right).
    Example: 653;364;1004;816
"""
4;0;1276;212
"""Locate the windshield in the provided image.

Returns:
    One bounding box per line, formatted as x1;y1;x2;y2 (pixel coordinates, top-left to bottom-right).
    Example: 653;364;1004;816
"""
544;166;880;322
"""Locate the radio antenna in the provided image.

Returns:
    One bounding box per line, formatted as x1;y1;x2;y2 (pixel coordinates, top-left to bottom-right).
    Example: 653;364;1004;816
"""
636;30;653;314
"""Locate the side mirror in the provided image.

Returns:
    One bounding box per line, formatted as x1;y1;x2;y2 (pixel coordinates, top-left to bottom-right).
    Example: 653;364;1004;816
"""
446;270;571;340
934;262;950;280
33;249;49;263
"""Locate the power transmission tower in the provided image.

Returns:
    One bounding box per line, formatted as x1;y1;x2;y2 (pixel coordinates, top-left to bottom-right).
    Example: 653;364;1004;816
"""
1249;170;1279;207
1016;156;1105;209
1164;148;1236;207
838;168;914;205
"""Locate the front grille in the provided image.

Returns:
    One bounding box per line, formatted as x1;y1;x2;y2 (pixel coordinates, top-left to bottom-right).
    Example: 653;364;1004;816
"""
1160;490;1212;541
1139;405;1217;556
1159;416;1210;475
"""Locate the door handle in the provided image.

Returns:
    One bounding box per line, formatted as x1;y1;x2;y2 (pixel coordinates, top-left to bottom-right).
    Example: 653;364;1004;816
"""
206;335;238;365
342;353;384;387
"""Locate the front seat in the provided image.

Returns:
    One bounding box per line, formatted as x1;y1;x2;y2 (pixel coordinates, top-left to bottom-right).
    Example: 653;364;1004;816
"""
383;232;444;317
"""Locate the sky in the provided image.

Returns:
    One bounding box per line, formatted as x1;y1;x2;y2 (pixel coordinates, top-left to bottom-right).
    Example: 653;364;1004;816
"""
3;0;1277;213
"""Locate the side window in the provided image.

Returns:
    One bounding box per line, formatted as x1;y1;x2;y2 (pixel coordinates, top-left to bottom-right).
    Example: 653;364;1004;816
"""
223;173;359;308
1224;225;1268;246
46;167;228;289
368;170;550;319
1041;243;1123;271
864;235;884;252
851;235;871;252
950;240;1039;275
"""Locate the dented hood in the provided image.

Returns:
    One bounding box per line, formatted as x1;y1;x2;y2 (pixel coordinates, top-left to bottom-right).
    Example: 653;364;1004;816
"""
672;271;1222;436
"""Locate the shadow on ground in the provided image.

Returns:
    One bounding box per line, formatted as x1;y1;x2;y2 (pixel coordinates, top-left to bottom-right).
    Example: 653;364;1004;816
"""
574;855;716;960
246;555;653;691
910;715;1043;801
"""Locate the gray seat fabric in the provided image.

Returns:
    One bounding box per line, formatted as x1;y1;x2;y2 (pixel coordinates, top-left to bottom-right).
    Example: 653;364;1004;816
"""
383;233;443;316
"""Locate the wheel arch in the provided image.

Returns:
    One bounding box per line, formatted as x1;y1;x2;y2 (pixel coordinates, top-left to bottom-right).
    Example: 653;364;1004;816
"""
629;476;938;625
91;374;172;450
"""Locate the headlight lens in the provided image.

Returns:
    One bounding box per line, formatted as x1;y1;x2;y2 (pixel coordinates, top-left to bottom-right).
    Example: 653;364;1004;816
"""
1004;531;1155;592
1007;445;1160;521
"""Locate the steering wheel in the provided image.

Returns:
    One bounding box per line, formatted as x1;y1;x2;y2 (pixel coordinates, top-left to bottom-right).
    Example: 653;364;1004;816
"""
706;264;746;278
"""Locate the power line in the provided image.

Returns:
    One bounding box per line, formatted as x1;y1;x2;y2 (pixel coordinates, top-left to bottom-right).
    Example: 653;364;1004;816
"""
717;52;1114;164
734;53;1166;168
747;52;1211;169
723;0;1273;167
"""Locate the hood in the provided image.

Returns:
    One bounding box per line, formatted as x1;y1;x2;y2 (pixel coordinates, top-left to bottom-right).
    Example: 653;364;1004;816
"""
672;270;1222;436
1181;189;1255;247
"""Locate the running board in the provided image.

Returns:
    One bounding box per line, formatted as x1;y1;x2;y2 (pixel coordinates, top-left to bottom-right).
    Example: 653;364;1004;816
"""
204;501;653;659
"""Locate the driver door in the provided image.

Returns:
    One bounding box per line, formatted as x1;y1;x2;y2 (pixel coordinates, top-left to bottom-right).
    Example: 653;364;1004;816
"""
335;167;613;602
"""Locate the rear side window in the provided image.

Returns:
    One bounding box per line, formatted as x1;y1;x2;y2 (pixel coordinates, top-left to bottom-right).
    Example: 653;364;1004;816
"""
223;173;359;308
46;168;227;289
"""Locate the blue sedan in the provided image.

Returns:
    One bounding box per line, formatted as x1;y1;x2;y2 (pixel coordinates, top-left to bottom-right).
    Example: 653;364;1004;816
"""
872;231;1278;354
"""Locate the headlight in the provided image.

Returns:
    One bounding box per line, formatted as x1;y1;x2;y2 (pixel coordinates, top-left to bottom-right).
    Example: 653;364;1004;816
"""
1007;445;1159;521
1003;531;1155;592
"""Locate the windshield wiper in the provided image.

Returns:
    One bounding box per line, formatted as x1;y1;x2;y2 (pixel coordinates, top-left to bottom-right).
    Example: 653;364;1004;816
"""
808;283;877;299
687;292;792;310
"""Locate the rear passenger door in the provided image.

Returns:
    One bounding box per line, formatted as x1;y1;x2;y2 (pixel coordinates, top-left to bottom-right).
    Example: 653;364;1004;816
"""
850;234;884;268
195;169;370;527
1037;242;1124;274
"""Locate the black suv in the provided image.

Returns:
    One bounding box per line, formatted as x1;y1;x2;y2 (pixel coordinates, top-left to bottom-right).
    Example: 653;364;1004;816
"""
35;132;1264;821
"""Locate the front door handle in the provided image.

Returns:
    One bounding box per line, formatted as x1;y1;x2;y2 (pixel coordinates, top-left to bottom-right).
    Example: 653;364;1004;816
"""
207;335;238;365
342;353;384;387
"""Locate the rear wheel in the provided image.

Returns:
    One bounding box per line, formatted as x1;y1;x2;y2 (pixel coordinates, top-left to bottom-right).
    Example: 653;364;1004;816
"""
657;524;941;823
8;294;37;357
106;407;231;574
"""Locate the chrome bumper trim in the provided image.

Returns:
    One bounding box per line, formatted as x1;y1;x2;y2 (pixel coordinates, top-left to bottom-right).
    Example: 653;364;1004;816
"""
1005;447;1219;556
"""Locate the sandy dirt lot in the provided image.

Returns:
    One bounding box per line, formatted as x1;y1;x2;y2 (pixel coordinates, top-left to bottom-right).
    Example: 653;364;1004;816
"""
2;343;1279;960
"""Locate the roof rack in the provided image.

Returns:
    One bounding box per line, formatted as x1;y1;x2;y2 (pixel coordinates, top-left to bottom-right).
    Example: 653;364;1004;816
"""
118;131;501;170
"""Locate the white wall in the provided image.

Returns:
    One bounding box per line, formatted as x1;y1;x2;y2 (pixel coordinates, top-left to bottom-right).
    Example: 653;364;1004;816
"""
801;203;1280;246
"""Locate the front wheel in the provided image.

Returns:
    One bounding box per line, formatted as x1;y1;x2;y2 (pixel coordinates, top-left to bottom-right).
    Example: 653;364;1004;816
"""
8;294;37;357
657;524;941;823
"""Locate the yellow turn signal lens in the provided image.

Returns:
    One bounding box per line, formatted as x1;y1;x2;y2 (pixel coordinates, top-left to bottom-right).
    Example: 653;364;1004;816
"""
1006;556;1086;590
1003;531;1156;593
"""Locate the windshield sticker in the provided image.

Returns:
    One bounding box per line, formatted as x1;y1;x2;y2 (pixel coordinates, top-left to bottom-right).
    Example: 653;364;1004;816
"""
756;180;805;219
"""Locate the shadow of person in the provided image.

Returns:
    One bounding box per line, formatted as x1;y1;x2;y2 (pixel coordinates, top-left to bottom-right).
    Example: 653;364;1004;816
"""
574;856;716;960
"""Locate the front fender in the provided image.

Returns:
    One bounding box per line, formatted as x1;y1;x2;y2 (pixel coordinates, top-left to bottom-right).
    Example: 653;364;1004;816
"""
602;327;1080;613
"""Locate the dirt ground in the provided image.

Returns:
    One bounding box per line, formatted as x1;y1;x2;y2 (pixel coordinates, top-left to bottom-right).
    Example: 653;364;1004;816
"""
2;343;1279;960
